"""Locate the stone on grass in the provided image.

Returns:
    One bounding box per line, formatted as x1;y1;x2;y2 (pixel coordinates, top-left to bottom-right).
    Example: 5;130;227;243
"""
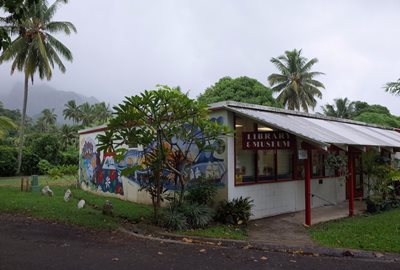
77;199;85;209
102;200;114;216
64;189;72;202
41;186;54;197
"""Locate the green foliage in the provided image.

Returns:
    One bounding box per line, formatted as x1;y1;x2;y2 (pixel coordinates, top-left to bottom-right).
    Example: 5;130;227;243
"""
31;134;62;164
198;76;281;107
160;210;188;230
185;178;218;206
353;112;400;128
321;98;354;119
60;145;78;165
97;85;230;219
268;49;325;112
309;208;400;253
384;78;400;96
38;159;52;175
325;153;347;175
215;196;254;225
0;146;17;176
161;203;213;230
20;149;40;175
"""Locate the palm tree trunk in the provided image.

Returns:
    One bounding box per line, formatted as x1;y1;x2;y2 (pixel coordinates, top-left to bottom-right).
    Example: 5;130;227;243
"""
16;74;29;175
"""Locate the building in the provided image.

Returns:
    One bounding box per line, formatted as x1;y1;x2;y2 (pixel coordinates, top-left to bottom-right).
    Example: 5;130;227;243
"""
79;101;400;225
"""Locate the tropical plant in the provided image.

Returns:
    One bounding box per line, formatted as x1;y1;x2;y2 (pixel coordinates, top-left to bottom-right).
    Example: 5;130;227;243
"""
92;102;112;124
268;49;325;112
0;0;76;174
198;76;281;107
0;115;17;138
78;102;94;127
321;98;355;119
97;85;230;219
59;124;77;149
384;78;400;96
63;100;80;125
215;196;254;225
185;178;218;206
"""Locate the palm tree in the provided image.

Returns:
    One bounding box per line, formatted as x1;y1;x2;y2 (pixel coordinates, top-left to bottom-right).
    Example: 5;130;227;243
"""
63;99;80;125
268;49;325;112
40;108;57;126
0;0;76;174
78;102;95;127
321;98;355;119
92;102;112;124
59;124;77;149
0;116;17;139
384;79;400;95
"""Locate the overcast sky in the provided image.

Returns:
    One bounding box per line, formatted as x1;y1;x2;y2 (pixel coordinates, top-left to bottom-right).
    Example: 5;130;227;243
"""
1;0;400;114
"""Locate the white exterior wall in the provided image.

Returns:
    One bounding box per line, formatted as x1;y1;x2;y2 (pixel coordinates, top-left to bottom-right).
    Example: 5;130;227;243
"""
228;177;346;219
224;110;347;219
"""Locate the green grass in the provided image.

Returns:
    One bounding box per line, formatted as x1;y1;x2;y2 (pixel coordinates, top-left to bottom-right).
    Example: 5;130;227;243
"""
177;225;248;240
0;176;153;230
309;209;400;253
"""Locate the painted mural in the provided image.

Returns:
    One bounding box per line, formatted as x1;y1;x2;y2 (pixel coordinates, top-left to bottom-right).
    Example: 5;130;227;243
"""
79;116;227;195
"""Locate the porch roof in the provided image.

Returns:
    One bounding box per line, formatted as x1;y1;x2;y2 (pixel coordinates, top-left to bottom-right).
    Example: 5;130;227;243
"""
210;101;400;150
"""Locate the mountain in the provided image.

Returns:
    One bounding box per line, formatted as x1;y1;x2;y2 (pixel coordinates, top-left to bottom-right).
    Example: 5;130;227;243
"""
0;83;99;123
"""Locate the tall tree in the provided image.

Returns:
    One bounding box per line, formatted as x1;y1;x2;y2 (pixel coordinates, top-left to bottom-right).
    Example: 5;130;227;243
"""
321;98;355;119
63;99;80;125
268;49;325;112
198;76;281;107
384;78;400;96
0;116;17;138
39;108;57;126
92;102;112;124
0;0;76;174
78;102;94;127
59;124;77;149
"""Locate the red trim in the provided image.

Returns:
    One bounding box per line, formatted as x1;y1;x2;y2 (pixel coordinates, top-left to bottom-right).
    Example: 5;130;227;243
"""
348;152;355;216
79;126;108;135
305;147;312;226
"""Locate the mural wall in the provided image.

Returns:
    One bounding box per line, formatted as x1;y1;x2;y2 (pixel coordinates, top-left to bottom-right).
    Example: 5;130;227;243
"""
79;115;228;202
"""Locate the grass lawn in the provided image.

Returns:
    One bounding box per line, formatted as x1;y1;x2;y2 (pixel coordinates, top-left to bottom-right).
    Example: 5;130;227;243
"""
0;176;153;230
309;209;400;253
177;225;248;240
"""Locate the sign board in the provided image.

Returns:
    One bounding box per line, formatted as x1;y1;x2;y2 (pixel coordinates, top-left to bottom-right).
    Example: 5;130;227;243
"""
298;149;308;160
242;131;293;150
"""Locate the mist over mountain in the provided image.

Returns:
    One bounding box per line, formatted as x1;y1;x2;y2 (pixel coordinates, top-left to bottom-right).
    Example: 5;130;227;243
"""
0;83;99;123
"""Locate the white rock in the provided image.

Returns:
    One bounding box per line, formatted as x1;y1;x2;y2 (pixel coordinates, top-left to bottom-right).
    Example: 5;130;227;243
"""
41;186;54;197
77;199;85;209
64;189;72;202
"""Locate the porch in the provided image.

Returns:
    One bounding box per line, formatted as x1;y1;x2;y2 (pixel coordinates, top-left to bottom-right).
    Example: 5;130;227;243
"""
247;200;366;247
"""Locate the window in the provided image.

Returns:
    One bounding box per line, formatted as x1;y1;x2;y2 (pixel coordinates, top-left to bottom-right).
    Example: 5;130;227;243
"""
311;150;324;178
235;116;293;185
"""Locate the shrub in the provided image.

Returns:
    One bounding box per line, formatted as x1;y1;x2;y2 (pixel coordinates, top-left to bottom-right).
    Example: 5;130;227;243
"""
161;210;188;230
0;146;17;176
48;167;63;179
20;150;40;175
215;196;254;225
181;203;214;229
38;159;52;175
185;179;217;205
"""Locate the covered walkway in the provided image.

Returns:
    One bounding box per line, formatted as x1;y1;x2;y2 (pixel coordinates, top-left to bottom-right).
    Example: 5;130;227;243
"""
248;200;365;247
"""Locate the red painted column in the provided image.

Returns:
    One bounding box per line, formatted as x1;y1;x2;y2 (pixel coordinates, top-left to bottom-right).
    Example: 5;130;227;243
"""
348;152;354;216
304;149;311;226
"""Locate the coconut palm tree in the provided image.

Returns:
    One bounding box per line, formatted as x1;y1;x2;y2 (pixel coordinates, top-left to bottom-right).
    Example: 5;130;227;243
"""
384;78;400;95
78;102;95;127
59;124;77;149
0;0;76;174
321;98;355;119
0;116;17;138
92;102;112;124
40;108;57;126
63;100;80;125
268;49;325;112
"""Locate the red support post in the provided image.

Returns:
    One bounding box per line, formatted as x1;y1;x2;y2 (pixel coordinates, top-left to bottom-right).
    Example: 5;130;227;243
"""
348;152;354;216
304;149;311;226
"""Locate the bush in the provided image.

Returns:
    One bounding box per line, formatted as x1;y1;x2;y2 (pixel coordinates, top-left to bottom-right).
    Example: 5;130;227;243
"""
181;203;214;229
161;203;214;230
161;210;188;230
185;179;217;205
38;159;52;175
215;196;254;225
60;146;79;165
20;150;40;175
0;146;17;176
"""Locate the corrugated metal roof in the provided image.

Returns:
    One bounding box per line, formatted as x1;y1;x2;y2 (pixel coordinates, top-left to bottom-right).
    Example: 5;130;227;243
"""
211;101;400;148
